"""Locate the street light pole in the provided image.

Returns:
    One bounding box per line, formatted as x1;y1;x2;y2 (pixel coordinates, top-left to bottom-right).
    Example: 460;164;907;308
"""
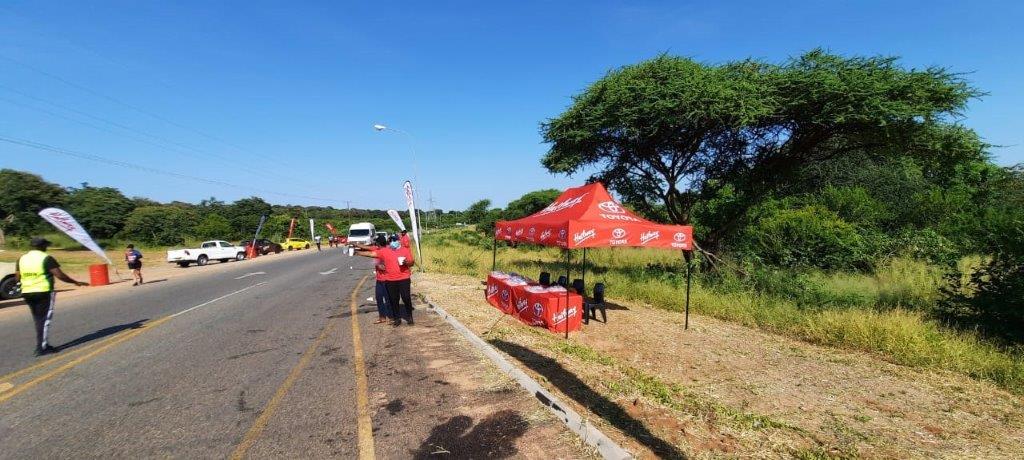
374;122;426;246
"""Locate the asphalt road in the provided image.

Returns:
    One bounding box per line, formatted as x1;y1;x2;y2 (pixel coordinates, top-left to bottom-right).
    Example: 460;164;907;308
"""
0;248;383;458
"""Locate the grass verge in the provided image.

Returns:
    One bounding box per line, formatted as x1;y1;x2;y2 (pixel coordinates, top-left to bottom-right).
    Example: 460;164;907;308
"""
422;229;1024;395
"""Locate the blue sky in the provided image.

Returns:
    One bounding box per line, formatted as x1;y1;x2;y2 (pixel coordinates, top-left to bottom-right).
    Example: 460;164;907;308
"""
1;1;1021;211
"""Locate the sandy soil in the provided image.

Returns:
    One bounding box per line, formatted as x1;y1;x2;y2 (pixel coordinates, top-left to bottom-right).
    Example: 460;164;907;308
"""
416;273;1024;459
368;301;598;459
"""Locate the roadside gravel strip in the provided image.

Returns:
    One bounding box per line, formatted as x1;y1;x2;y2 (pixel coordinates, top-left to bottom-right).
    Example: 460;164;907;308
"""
425;296;632;460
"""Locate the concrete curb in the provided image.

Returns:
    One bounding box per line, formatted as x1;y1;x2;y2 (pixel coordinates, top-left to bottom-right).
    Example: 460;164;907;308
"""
424;297;633;460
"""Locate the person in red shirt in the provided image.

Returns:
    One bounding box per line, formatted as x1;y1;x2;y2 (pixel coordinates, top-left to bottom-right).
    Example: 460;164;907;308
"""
399;229;411;248
382;235;415;326
354;236;393;324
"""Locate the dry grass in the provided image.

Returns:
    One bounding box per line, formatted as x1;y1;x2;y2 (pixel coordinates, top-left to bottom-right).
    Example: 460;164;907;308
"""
422;229;1024;396
417;272;1024;459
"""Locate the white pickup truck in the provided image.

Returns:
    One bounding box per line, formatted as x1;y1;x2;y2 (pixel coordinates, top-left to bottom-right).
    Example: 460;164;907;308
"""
167;240;246;267
1;262;20;300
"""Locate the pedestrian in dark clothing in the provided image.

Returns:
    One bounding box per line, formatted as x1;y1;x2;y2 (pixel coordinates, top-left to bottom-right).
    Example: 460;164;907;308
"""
125;244;143;285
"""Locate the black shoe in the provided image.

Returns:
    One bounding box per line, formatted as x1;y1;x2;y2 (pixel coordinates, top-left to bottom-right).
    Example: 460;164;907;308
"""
406;318;414;326
392;320;401;327
34;345;57;356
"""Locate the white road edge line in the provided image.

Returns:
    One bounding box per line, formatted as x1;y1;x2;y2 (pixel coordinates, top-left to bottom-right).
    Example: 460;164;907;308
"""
234;272;266;280
425;296;633;460
170;282;268;318
319;268;339;275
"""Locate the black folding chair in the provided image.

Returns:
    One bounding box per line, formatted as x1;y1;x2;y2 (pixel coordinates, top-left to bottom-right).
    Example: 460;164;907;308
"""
584;282;607;324
571;278;585;295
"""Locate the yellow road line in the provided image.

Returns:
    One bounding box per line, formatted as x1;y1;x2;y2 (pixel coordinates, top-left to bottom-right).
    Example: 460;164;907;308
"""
230;275;369;460
0;316;170;404
0;282;267;405
350;276;376;460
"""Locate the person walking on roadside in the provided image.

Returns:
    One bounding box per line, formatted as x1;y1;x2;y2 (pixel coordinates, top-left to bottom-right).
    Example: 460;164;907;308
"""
353;235;392;324
314;235;322;251
384;235;415;326
15;237;88;356
125;244;143;286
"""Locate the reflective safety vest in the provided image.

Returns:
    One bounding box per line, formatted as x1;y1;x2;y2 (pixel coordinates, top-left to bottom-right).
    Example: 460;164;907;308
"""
18;250;52;294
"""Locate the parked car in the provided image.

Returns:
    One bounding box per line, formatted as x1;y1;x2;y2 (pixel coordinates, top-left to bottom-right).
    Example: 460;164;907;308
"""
167;240;246;267
1;262;19;300
240;238;283;255
375;231;389;242
281;238;311;250
347;222;376;246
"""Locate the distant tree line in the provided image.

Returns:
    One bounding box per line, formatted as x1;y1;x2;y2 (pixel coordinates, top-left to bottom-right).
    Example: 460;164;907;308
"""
0;168;461;246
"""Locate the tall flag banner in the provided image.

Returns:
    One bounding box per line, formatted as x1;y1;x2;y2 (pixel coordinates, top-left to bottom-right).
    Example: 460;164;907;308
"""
402;181;422;261
37;207;112;264
325;223;337;236
287;217;297;239
309;218;315;240
251;215;267;246
387;209;407;232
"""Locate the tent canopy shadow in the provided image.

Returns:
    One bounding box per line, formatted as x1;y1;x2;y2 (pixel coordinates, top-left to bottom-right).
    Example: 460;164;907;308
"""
489;339;687;459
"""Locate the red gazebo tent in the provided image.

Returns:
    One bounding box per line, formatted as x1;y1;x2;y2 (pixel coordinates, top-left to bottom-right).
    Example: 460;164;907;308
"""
492;182;696;335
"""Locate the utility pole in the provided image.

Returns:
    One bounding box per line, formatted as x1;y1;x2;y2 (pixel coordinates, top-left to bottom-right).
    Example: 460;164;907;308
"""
344;200;352;221
427;192;437;227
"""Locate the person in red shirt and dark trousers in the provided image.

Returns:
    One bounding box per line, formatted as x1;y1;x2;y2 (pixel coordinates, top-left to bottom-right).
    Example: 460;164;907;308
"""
353;236;393;324
384;234;415;326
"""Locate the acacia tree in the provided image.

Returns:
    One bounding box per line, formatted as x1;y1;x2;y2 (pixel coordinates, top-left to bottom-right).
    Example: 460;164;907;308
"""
541;50;985;251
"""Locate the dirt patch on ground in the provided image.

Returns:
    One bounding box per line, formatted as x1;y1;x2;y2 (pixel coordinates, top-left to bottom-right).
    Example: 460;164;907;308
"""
366;300;597;459
416;273;1024;459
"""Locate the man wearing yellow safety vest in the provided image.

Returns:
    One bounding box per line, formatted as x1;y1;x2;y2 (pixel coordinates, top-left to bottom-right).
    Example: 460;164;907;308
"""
15;237;88;356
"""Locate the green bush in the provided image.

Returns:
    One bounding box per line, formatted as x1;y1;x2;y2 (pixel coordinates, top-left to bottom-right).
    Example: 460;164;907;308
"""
741;205;872;270
941;225;1024;344
193;213;233;240
122;206;196;246
816;185;890;226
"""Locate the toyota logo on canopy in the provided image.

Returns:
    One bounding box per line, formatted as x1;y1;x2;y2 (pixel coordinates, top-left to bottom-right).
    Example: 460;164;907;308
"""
674;232;687;242
598;201;625;214
612;228;626;239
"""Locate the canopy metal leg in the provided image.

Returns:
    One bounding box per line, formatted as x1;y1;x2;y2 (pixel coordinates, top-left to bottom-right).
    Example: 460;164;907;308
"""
581;248;587;294
684;251;692;330
491;237;497;271
582;248;588;324
565;248;571;339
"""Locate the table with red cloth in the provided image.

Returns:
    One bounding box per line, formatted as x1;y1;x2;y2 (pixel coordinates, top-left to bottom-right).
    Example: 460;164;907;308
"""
485;272;583;333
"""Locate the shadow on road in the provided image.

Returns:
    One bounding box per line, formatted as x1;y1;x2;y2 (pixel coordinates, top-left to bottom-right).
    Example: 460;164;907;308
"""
490;339;688;459
57;319;147;351
412;409;528;459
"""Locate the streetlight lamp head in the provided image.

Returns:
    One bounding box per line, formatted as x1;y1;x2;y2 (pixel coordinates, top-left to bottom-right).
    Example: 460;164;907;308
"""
373;124;387;131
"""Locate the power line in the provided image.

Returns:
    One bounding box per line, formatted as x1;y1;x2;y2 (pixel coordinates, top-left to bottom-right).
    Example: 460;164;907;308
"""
0;52;282;166
0;5;180;92
0;93;288;184
0;135;344;204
